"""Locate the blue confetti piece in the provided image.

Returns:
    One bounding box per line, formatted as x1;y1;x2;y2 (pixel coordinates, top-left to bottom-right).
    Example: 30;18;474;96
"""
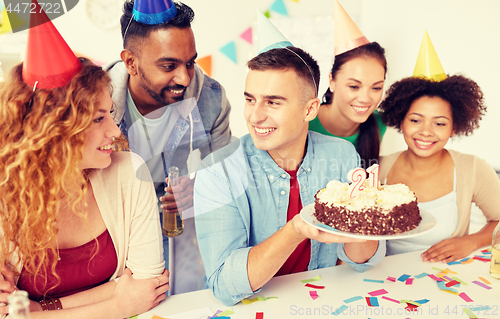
460;257;470;262
364;279;384;284
414;272;428;279
470;305;490;311
398;274;411;282
447;261;462;265
414;299;430;304
332;305;348;316
369;297;379;307
344;296;363;303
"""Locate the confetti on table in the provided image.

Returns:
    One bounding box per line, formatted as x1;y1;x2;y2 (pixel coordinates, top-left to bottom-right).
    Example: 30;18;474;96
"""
151;316;167;319
414;299;430;304
256;312;264;319
343;296;363;303
472;280;492;290
437;281;458;293
432;267;444;272
442;289;459;295
428;274;444;281
400;299;421;306
445;280;460;287
461;258;474;265
451;276;467;285
442;275;453;282
470;305;490;312
459;292;473;302
309;290;319;300
447;261;462;265
305;283;324;289
365;297;379;307
397;274;411;282
473;256;490;262
478;276;491;285
210;310;222;318
257;296;277;302
217;308;235;316
332;305;348;316
404;303;419;312
405;278;414;285
241;298;260;305
368;289;388;296
300;275;321;283
414;272;428;279
463;308;478;318
129;316;138;319
460;257;471;262
364;279;384;283
443;268;457;274
386;276;396;282
381;296;400;304
481;248;491;253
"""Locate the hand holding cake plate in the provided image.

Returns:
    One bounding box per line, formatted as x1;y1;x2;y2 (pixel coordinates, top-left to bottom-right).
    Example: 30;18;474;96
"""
300;204;436;240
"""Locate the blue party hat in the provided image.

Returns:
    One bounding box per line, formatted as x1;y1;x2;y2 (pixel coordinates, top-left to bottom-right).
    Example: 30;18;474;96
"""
256;10;293;54
132;0;177;25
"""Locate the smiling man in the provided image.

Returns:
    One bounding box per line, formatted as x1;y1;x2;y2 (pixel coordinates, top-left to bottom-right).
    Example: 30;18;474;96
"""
105;0;231;294
194;46;385;306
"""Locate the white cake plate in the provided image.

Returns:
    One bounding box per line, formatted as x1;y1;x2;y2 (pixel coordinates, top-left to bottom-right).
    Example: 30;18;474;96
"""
300;203;437;240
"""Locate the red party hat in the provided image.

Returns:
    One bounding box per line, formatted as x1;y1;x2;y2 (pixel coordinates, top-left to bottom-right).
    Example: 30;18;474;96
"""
22;0;81;89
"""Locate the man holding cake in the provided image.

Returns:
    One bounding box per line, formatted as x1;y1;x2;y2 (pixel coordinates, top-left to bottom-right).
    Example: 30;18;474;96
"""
193;13;385;306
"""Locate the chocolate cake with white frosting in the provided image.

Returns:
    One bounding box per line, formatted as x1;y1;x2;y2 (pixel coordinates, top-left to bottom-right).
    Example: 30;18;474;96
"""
314;180;421;235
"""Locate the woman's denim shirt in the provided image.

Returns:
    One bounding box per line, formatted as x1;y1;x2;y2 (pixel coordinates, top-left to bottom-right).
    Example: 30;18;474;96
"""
194;132;386;306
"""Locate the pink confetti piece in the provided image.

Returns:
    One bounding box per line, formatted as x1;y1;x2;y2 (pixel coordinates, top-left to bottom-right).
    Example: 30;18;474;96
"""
305;283;325;289
382;296;400;304
309;291;319;300
472;280;492;290
459;292;473;302
387;276;396;282
405;278;414;285
442;275;453;282
368;289;388;296
428;274;445;281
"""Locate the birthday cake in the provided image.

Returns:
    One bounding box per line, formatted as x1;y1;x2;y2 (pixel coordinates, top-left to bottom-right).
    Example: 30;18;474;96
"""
313;169;421;235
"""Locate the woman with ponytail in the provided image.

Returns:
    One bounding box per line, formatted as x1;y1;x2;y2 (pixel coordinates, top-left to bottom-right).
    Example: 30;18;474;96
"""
309;42;387;168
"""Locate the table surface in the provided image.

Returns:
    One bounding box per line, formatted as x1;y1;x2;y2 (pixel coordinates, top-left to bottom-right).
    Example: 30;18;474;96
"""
139;249;500;319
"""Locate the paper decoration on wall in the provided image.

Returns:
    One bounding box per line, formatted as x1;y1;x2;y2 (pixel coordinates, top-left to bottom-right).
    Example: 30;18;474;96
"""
196;55;212;77
413;31;447;82
270;0;289;16
240;27;253;44
0;8;11;34
219;41;237;63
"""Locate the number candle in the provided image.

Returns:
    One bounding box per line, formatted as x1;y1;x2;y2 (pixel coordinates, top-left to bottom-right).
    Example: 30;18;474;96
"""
366;164;380;188
347;168;367;198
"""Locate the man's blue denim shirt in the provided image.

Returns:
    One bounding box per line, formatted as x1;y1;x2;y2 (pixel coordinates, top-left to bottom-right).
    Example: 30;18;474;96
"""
194;132;386;306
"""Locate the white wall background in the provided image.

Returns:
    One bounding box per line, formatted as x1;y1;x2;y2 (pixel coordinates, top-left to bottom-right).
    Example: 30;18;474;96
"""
1;0;499;169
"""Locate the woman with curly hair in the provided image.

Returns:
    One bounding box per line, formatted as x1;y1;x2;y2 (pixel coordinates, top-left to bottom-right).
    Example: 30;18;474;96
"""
0;56;169;318
378;75;500;263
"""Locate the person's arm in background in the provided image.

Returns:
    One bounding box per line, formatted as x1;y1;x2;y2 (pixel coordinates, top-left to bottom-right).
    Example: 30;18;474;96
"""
422;156;500;263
